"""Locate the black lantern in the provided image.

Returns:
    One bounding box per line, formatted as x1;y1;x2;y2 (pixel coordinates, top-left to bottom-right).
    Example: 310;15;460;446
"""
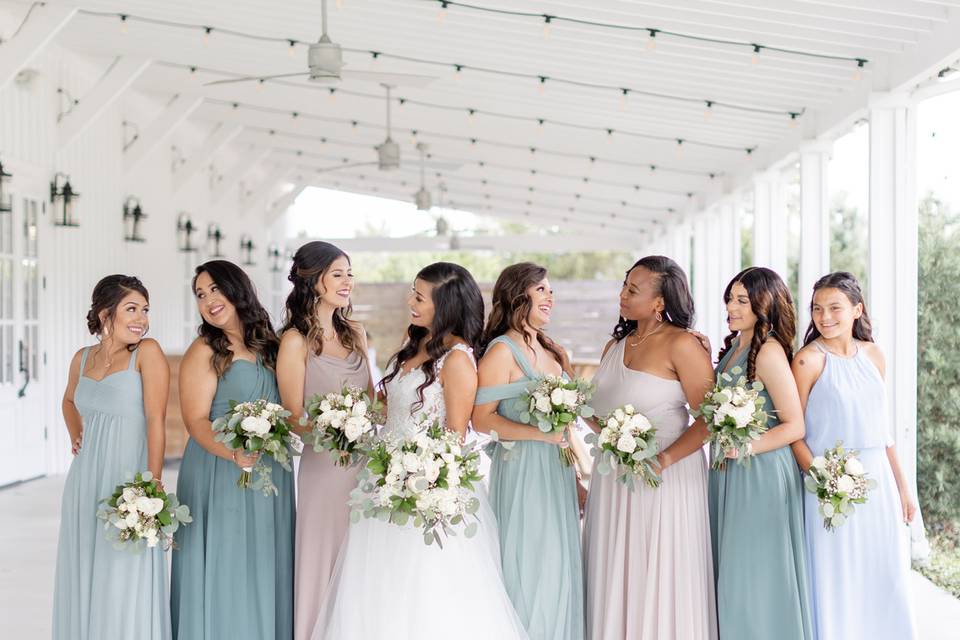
122;196;147;242
240;235;256;266
267;244;284;272
0;160;11;213
207;223;225;257
177;213;197;252
50;172;80;226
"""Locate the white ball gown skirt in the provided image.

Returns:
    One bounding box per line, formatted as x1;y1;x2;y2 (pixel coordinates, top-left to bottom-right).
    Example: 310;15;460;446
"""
311;482;529;640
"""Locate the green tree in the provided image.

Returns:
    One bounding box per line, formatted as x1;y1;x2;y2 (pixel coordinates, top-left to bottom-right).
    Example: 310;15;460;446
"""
829;192;869;289
917;192;960;535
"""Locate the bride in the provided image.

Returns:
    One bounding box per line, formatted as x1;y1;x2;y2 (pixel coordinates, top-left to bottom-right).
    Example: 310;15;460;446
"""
312;262;529;640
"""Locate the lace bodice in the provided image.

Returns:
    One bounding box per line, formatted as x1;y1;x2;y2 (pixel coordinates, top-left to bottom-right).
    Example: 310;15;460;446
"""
382;344;475;439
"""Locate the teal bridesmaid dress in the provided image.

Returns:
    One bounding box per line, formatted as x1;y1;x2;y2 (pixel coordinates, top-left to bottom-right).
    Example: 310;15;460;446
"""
708;343;813;640
171;357;295;640
476;335;585;640
53;346;171;640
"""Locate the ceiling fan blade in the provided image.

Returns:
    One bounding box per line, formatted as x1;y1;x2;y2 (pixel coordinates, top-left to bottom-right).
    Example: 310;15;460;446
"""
204;72;310;87
313;161;379;173
341;69;436;87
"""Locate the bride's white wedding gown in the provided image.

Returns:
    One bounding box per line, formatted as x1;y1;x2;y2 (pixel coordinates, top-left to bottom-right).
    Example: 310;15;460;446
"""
311;344;529;640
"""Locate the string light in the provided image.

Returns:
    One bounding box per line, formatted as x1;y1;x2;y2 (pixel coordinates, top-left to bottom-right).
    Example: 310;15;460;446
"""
538;76;547;95
704;101;713;121
328;87;336;103
202;26;212;46
853;58;866;81
543;15;552;39
789;112;799;128
119;14;128;33
288;39;297;56
256;78;265;91
438;1;448;23
619;88;629;111
751;44;761;65
646;29;657;51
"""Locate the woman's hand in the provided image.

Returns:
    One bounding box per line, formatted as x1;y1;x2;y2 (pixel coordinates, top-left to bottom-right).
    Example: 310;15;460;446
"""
687;329;711;354
539;430;566;445
71;433;83;455
576;479;588;518
900;489;917;524
232;450;260;469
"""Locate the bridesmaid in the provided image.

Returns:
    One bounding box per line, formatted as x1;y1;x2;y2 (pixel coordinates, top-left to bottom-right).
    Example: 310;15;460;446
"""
170;260;294;640
472;262;584;640
583;256;717;640
53;275;170;640
708;267;812;640
791;272;916;639
276;241;371;640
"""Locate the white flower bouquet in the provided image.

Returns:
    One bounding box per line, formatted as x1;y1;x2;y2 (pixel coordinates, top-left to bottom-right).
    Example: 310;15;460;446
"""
97;471;192;551
302;385;383;467
513;375;594;465
586;404;661;489
693;366;769;470
804;440;877;531
211;399;296;496
350;417;483;547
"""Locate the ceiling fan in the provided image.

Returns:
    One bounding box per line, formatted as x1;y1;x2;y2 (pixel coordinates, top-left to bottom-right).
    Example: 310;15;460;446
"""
205;0;435;87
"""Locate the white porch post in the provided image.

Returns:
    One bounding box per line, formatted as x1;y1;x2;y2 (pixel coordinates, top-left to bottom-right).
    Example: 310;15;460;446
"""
692;213;710;340
705;208;725;351
717;199;741;283
668;219;692;278
798;142;832;331
868;95;918;497
752;171;788;276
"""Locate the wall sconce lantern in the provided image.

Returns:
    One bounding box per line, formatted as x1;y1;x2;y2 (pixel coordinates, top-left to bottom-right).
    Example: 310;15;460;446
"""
177;213;197;252
207;223;225;257
267;244;284;272
122;196;147;242
240;234;256;266
50;172;80;226
0;161;12;213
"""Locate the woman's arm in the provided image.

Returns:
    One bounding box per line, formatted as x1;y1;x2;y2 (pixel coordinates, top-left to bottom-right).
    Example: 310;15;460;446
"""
61;349;84;455
277;329;309;435
179;339;257;467
658;333;716;470
138;339;170;480
737;341;806;456
440;349;479;439
470;343;560;444
788;345;825;471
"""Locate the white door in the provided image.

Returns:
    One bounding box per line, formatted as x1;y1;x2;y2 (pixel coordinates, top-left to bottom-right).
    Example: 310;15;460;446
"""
0;187;46;486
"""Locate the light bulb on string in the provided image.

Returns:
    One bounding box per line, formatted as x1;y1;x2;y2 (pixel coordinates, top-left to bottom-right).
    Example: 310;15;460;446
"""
202;26;212;46
676;139;684;157
751;45;761;65
538;76;547;95
704;101;714;121
467;108;476;125
438;1;448;24
606;128;615;144
646;29;657;51
256;78;266;92
287;40;297;57
328;88;337;104
537;118;545;134
371;51;380;68
853;59;866;81
543;15;552;39
788;112;799;129
119;14;129;34
453;64;463;82
619;88;629;111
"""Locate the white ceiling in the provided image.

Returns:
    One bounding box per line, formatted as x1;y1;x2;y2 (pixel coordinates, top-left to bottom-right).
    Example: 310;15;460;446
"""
28;0;960;238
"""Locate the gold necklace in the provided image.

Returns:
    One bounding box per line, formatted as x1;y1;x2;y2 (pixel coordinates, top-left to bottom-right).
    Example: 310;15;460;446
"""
628;322;664;348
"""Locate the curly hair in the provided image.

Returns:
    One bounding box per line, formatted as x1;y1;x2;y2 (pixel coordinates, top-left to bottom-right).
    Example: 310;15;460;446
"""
479;262;568;369
192;260;279;377
802;271;873;346
612;255;695;341
281;241;365;359
716;267;796;380
380;262;484;410
86;274;150;351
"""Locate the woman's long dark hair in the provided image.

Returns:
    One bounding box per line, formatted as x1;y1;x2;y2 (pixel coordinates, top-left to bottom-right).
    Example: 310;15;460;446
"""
282;241;365;359
87;274;150;351
193;260;279;377
380;262;484;409
479;262;568;369
802;271;873;346
716;267;796;380
612;255;695;340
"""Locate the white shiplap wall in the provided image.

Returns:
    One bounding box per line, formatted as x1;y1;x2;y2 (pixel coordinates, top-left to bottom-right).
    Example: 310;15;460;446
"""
0;41;285;478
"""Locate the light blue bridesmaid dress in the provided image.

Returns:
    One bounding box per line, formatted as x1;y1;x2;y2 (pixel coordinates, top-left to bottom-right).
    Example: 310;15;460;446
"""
802;341;915;639
476;335;585;640
708;342;813;640
52;346;171;640
170;356;294;640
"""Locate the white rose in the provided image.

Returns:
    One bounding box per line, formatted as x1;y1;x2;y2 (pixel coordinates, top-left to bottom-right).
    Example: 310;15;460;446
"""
265;402;284;414
406;475;425;494
535;396;552;413
134;496;165;517
616;432;637;454
811;456;827;471
836;475;856;494
343;395;354;408
613;408;626;422
562;389;580;407
629;414;653;433
240;415;272;437
844;457;865;476
352;401;368;417
623;404;635;414
731;403;755;428
122;487;139;505
402;452;422;474
123;512;139;528
550;387;565;406
605;417;620;432
343;417;367;442
320;400;332;412
423;458;442;483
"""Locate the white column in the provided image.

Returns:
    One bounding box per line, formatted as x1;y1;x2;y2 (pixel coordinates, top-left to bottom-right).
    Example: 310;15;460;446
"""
668;219;692;278
752;171;787;276
798;142;832;331
705;209;724;352
868;94;918;495
717;199;741;283
691;213;709;338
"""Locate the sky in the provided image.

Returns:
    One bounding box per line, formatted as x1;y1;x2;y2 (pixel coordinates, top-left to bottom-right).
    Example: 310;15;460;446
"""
287;89;960;240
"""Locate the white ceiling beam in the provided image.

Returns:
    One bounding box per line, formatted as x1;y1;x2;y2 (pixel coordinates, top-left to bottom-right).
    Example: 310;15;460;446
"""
242;163;294;215
0;4;76;92
211;147;272;204
58;57;152;148
172;123;243;193
688;0;943;30
266;182;307;225
124;93;204;174
790;0;951;21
